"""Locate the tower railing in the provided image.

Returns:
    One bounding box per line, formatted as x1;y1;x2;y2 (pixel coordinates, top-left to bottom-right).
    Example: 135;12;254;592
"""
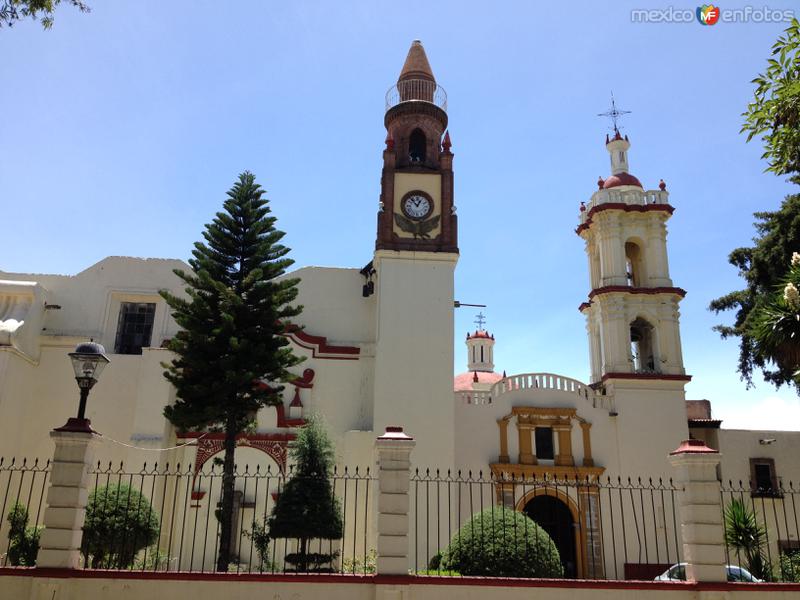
459;372;613;411
385;79;448;112
581;189;670;224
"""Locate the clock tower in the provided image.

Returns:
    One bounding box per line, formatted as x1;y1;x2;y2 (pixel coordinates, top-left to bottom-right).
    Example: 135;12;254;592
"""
376;40;458;253
372;41;458;470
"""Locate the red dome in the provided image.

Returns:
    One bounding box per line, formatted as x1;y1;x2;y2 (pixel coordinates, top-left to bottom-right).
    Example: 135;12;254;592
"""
453;371;504;392
467;330;494;340
603;172;642;189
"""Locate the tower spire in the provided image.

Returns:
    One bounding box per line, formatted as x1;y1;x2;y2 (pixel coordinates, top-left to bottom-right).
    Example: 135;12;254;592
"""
398;39;435;82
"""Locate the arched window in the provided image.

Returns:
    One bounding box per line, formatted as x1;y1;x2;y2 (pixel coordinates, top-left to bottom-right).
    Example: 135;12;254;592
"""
409;128;426;164
630;317;657;373
625;241;645;287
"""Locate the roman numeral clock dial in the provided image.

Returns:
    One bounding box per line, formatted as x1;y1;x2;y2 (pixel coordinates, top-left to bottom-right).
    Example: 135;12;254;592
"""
402;193;432;220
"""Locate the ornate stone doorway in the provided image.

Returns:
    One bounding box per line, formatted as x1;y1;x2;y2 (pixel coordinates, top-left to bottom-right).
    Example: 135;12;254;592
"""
524;494;578;578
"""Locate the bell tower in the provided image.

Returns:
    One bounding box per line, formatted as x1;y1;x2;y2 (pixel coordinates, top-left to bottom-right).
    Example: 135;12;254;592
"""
372;41;458;470
577;129;690;472
578;131;687;383
376;39;458;253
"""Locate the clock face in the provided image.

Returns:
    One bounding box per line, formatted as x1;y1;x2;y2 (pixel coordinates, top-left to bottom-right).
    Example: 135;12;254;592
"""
402;193;432;220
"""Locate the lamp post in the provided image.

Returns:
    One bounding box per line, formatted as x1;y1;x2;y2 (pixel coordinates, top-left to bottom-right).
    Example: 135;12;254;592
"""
68;341;110;421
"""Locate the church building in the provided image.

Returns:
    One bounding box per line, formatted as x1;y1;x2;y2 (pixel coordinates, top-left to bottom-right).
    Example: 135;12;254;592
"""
1;40;798;576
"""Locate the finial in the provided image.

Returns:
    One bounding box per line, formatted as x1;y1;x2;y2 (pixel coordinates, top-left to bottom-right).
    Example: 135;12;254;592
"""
472;371;479;383
597;176;604;190
474;312;486;330
580;201;586;212
502;370;507;378
659;179;667;191
598;92;631;136
442;130;452;153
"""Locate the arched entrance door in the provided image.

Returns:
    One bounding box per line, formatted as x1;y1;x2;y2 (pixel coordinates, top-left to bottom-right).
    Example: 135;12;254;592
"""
524;495;578;578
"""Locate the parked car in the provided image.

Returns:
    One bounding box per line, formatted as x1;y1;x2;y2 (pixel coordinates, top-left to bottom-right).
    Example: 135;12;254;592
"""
655;563;762;583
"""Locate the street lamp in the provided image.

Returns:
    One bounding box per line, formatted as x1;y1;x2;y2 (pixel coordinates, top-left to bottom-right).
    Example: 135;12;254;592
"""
68;341;110;421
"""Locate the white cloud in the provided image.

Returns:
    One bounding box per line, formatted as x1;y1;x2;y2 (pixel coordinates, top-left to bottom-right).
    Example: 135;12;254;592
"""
718;395;800;431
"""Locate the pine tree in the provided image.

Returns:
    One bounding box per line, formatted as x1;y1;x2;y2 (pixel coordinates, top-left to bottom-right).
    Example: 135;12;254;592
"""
160;171;302;571
268;416;343;572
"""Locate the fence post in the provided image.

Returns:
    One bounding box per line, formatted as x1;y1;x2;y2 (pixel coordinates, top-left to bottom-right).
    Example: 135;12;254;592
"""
36;419;99;569
669;439;726;582
375;426;415;576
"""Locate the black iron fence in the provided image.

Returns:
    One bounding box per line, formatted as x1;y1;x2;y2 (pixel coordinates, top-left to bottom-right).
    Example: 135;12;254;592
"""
4;455;799;583
409;470;683;580
0;458;50;567
720;480;800;582
78;461;376;574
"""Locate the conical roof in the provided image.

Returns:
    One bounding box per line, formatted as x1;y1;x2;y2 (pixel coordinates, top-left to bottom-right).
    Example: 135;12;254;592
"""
398;40;435;82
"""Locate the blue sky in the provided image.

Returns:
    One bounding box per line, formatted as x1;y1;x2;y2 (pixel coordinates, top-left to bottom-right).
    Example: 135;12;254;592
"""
2;1;799;429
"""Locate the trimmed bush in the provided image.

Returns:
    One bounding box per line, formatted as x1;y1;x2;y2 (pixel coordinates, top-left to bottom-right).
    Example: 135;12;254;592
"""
6;503;41;566
81;483;159;569
442;507;563;578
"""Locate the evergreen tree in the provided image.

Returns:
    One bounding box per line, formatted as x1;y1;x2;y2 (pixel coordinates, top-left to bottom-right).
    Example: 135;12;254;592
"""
161;171;302;571
268;416;343;572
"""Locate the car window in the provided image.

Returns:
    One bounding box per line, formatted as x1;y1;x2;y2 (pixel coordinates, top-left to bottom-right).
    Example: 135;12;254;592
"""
670;565;686;580
727;566;747;582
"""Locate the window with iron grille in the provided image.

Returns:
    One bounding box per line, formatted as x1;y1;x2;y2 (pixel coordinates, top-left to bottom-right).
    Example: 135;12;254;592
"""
750;457;781;497
114;302;156;355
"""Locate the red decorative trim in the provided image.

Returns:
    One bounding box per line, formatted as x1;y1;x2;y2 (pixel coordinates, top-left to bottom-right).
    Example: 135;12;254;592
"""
276;404;306;429
284;326;360;360
576;203;675;235
190;491;206;501
293;368;316;389
588;286;687;300
4;569;799;591
578;302;592;312
290;388;303;408
176;432;295;441
53;418;96;434
602;372;692;383
670;438;718;455
175;432;294;478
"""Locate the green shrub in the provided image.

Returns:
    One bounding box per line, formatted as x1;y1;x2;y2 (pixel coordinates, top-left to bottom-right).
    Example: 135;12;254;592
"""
779;551;800;582
442;507;563;578
6;503;41;566
81;483;159;569
342;549;376;574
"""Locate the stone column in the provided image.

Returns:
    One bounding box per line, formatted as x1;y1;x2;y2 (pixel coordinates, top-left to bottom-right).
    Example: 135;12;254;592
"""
37;419;99;569
554;421;574;467
669;439;726;582
580;421;594;467
518;422;536;465
497;419;510;463
375;426;415;576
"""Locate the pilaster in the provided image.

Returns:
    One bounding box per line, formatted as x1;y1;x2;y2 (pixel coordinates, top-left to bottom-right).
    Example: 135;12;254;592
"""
669;439;726;582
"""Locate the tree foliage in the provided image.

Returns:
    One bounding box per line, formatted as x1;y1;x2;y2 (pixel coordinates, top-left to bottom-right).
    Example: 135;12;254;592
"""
5;503;41;566
442;507;563;578
80;484;159;569
709;195;800;391
268;416;343;572
0;0;88;29
161;171;302;571
741;18;800;184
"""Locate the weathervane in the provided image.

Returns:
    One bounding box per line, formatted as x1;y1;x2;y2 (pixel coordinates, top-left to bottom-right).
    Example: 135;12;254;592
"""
598;93;631;135
474;312;486;330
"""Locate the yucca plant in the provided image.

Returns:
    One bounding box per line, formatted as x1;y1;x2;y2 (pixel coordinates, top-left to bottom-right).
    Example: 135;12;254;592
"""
724;498;770;580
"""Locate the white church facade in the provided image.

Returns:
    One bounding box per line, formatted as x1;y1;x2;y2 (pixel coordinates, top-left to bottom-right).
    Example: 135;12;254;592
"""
1;41;799;577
